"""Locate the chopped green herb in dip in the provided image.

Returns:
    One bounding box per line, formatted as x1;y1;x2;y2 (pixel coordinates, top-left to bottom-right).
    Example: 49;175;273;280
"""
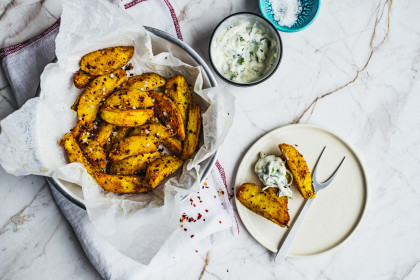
255;152;293;197
212;21;277;83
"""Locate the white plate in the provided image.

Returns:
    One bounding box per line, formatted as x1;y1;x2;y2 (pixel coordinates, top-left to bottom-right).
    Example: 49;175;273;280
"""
234;124;368;257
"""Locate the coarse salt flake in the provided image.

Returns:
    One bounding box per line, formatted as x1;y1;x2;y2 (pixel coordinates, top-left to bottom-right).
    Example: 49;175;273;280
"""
268;0;302;27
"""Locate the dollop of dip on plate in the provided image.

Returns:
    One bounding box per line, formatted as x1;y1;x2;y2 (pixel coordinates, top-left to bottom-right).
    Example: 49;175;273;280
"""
254;152;293;197
211;21;278;83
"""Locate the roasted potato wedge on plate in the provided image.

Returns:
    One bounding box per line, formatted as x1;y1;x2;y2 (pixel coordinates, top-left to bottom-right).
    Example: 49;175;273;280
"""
94;173;150;193
80;46;134;76
236;183;290;227
279;143;315;199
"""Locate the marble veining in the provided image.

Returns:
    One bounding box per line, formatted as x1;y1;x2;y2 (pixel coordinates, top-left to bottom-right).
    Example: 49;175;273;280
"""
1;0;420;279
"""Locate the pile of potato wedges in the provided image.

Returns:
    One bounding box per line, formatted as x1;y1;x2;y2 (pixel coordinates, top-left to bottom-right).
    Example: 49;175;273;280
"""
60;46;202;194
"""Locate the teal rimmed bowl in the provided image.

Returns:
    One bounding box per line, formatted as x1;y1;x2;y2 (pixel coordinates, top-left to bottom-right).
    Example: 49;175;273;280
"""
259;0;320;32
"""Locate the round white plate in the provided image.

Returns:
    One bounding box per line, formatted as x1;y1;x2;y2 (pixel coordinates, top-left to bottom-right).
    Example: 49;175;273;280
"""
234;124;368;257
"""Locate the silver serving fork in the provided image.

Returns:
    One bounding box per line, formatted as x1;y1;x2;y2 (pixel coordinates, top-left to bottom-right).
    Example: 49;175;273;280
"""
274;146;346;264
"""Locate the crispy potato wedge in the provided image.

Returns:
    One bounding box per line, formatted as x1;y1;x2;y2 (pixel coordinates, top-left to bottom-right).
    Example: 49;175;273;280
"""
72;69;127;137
80;46;134;76
109;136;157;162
161;137;182;156
79;122;114;170
181;101;201;160
59;132;99;175
104;89;154;109
149;91;185;140
103;126;131;155
100;108;153;127
145;155;184;189
164;75;192;123
95;122;115;146
94;173;150;193
83;141;107;170
120;73;166;91
73;70;95;89
279;143;315;199
108;152;161;175
130;123;174;142
236;183;290;227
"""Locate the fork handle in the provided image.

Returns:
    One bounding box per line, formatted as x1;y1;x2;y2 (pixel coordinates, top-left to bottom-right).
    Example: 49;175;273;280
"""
274;198;314;264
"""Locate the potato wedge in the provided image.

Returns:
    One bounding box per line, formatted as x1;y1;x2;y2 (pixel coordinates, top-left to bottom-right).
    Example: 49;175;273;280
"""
95;122;115;146
73;70;95;89
104;89;154;109
149;91;185;140
103;126;131;155
181;101;201;160
109;136;157;162
59;132;99;175
79;122;114;170
100;108;153;127
120;73;166;91
130;123;174;142
144;155;184;189
80;46;134;76
161;137;182;156
94;173;150;193
83;141;107;170
164;75;192;123
72;69;127;137
236;183;290;227
108;152;161;175
279;143;315;199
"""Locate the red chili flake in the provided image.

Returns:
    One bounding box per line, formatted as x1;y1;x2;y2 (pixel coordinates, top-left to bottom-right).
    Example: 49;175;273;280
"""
191;235;194;238
193;204;196;207
205;209;209;212
197;213;202;220
203;219;206;221
197;196;201;200
195;250;198;253
214;196;216;198
227;269;229;272
188;217;194;222
219;221;222;224
184;228;187;231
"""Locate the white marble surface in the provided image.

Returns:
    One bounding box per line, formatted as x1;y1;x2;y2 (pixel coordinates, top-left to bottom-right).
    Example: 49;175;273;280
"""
1;0;420;279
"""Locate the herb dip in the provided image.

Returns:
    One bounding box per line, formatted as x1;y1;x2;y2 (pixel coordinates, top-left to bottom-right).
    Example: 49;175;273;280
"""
212;21;278;83
254;152;293;197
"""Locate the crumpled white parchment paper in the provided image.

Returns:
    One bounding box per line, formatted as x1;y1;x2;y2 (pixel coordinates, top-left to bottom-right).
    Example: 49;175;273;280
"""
0;0;234;264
